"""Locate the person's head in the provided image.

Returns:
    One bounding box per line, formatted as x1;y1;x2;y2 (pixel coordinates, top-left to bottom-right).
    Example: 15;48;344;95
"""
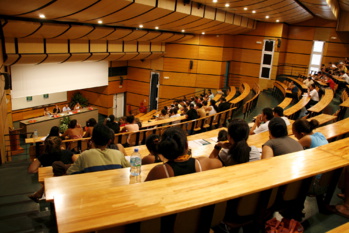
227;119;251;164
217;129;228;142
44;107;48;111
68;119;78;129
292;119;319;140
221;97;226;102
48;126;60;137
196;103;202;108
273;106;284;117
108;115;115;122
161;109;167;116
268;117;288;138
158;127;187;160
307;76;312;80
44;136;62;154
208;90;212;94
202;100;207;106
119;116;126;124
262;108;274;121
126;115;134;124
108;128;116;146
210;99;216;106
189;103;195;109
309;83;316;90
146;134;160;155
92;123;112;147
86;118;97;127
340;70;345;75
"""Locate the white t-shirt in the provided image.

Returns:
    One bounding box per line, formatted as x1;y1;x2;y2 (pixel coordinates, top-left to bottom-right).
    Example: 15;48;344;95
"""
218;146;261;166
253;121;270;134
309;89;319;101
342;73;349;84
281;116;291;126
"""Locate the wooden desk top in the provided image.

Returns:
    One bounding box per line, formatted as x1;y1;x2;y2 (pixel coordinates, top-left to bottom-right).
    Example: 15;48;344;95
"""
340;97;349;108
284;96;310;117
54;149;349;233
275;81;292;95
225;86;236;101
141;115;186;128
327;222;349;233
315;118;349;140
316;137;349;160
230;82;251;104
278;97;292;109
307;114;337;125
287;77;308;91
332;75;346;84
308;89;334;113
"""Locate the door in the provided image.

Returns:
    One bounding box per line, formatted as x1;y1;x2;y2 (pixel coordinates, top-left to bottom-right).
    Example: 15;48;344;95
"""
113;93;124;118
149;72;159;111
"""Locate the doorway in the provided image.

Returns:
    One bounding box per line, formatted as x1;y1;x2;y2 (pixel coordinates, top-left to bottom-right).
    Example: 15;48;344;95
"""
113;93;124;118
149;72;159;111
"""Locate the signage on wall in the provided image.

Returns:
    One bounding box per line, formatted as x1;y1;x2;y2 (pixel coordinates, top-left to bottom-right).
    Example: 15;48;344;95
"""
43;94;49;99
26;96;32;102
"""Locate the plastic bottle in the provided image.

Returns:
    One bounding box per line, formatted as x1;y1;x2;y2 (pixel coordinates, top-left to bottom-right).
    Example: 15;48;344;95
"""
33;130;38;139
130;148;141;176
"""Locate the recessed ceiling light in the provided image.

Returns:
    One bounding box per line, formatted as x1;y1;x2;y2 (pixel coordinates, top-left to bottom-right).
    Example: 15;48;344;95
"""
252;10;256;14
155;26;159;30
244;7;248;10
202;32;205;35
181;29;185;33
39;14;45;19
213;0;217;2
265;16;269;19
98;20;103;24
276;19;280;22
139;24;143;28
225;3;230;7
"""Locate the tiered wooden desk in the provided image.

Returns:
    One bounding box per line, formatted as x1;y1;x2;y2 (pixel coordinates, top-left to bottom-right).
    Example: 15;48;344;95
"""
230;82;251;107
338;97;349;120
287;77;308;92
307;89;334;117
53;147;349;233
141;115;186;128
212;90;223;101
327;222;349;233
224;86;236;102
284;95;310;119
307;114;337;125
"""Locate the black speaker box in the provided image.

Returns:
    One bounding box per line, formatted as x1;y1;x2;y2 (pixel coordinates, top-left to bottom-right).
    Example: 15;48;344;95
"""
108;66;128;77
189;60;193;69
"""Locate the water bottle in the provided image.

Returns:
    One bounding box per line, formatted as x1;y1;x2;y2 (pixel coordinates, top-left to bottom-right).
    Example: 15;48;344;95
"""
33;130;38;139
130;148;141;176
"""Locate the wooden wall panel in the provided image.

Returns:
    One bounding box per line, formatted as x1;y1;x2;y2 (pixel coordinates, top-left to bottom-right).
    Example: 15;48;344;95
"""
197;60;223;75
286;40;312;54
222;47;234;61
129;60;151;69
150;57;164;70
4;38;15;54
231;48;261;63
18;38;44;53
287;26;315;40
198;46;223;61
151;42;163;51
108;41;123;52
161;72;197;86
195;74;221;88
232;35;264;50
159;85;196;100
325;43;349;57
80;90;113;108
284;53;310;65
198;35;225;46
127;80;150;96
139;42;150;52
163;58;196;73
46;39;68;53
90;40;107;52
230;62;260;77
128;67;151;83
126;92;149;108
165;44;199;59
158;0;175;10
124;41;137;52
70;39;89;53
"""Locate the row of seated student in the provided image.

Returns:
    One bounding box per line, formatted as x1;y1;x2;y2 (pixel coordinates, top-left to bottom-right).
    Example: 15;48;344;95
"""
43;103;82;116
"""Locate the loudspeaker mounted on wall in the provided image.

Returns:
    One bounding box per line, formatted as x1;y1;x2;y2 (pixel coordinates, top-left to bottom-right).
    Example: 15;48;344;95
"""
189;60;193;70
277;39;282;48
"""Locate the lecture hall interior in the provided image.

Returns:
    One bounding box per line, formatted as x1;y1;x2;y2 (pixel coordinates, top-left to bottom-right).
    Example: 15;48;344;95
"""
1;0;349;232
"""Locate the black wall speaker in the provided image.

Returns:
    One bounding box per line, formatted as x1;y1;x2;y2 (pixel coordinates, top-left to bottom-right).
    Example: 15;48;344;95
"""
1;73;11;90
277;39;282;48
119;76;124;85
108;66;128;77
189;60;193;69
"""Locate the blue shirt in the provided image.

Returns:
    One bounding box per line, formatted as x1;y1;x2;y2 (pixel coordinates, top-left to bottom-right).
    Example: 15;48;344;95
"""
310;132;328;149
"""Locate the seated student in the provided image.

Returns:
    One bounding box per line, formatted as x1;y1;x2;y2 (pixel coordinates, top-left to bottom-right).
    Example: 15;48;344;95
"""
218;97;231;112
185;104;198;121
273;106;290;126
105;114;120;134
61;119;84;139
196;103;206;118
339;70;349;84
45;126;60;143
250;107;274;135
142;134;163;165
53;104;61;114
83;118;97;138
303;76;314;88
287;80;299;103
210;119;260;166
43;107;51;116
67;123;130;174
123;115;139;132
157;109;169;120
292;119;328;149
27;136;77;202
107;129;127;156
324;75;336;90
145;127;222;181
306;84;319;109
139;100;147;113
62;104;71;112
208;89;214;100
262;117;303;159
74;102;81;110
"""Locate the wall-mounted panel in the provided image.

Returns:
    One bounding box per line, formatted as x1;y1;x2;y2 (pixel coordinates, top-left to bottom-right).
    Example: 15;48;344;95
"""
161;72;197;87
287;26;315;40
90;40;107;52
46;39;68;53
18;38;44;53
128;67;151;83
70;39;89;53
159;85;196;100
198;46;223;61
139;42;150;52
165;44;199;59
231;48;261;63
197;60;223;75
195;74;221;88
286;40;312;54
124;41;138;52
127;80;150;96
163;57;196;72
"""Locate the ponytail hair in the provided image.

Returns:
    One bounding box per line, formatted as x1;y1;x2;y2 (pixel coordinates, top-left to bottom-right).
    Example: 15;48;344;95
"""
227;119;251;164
293;119;319;135
158;127;187;160
146;134;160;161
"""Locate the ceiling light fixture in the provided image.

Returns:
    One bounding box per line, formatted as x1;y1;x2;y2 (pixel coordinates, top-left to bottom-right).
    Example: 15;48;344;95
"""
139;24;143;28
181;29;185;33
265;16;269;19
98;20;103;24
39;14;46;19
276;19;280;22
202;32;205;35
244;7;248;10
252;10;256;14
155;26;159;30
225;3;230;7
213;0;217;2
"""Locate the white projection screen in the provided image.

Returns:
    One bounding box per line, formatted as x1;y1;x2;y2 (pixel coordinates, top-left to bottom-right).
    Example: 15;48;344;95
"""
11;61;108;98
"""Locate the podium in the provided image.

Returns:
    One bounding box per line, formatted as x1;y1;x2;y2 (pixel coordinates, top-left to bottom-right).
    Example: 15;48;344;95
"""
9;128;24;157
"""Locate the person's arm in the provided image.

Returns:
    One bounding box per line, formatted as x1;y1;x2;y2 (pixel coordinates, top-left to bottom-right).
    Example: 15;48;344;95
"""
209;141;229;158
142;155;155;165
261;145;274;159
116;143;127;156
145;164;168;181
28;159;41;173
66;155;84;174
250;114;262;135
298;135;311;149
61;129;69;139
